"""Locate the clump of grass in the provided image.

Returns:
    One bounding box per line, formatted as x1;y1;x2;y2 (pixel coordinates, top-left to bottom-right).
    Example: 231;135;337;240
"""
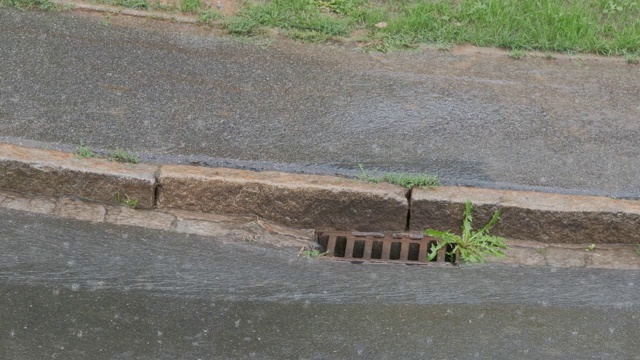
381;173;439;189
179;0;199;13
76;142;98;159
302;249;327;258
1;0;57;9
107;149;140;164
234;0;354;38
114;193;139;209
426;200;507;263
355;163;381;183
509;49;527;59
197;8;221;24
355;164;438;189
625;53;639;64
224;16;260;35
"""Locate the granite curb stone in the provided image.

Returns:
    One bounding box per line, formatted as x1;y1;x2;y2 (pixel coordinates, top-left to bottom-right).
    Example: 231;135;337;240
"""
0;143;158;208
411;187;640;244
157;165;409;231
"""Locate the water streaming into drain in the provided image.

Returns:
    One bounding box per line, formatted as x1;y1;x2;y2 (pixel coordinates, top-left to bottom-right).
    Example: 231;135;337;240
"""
315;231;458;265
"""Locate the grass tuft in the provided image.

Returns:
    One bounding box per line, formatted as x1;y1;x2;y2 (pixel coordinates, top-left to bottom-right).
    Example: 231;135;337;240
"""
1;0;56;9
76;144;98;159
114;193;140;208
224;16;260;35
625;53;639;64
509;49;527;59
381;173;439;189
107;149;140;164
198;8;221;24
179;0;199;13
355;164;438;189
302;249;327;258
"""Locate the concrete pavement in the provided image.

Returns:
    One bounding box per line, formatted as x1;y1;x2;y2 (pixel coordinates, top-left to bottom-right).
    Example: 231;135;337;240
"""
2;8;640;198
1;208;640;359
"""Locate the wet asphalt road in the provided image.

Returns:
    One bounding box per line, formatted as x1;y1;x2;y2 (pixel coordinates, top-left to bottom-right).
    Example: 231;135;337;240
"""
2;9;640;198
2;208;640;359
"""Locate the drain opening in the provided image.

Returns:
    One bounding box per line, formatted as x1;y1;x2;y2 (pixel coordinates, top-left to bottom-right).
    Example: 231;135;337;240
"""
444;244;457;263
315;230;457;265
389;242;401;260
317;234;329;250
352;240;365;258
334;236;347;257
371;241;383;259
407;243;420;261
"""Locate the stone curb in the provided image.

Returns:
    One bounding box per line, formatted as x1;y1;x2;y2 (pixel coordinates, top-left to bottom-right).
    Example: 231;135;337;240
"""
411;187;640;244
0;144;157;208
2;143;640;244
157;165;408;231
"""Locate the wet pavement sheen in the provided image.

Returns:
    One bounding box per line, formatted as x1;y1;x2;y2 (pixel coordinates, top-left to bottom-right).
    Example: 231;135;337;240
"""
1;209;640;359
2;9;640;198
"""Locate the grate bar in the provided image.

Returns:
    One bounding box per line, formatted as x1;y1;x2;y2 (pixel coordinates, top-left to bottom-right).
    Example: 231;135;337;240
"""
326;235;337;256
399;240;410;261
363;239;373;259
344;238;355;259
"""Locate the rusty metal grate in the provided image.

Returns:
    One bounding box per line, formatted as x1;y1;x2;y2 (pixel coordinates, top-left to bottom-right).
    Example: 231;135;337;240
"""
314;231;458;265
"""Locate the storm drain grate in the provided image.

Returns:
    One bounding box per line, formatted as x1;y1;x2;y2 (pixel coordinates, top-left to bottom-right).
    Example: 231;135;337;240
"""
314;231;458;265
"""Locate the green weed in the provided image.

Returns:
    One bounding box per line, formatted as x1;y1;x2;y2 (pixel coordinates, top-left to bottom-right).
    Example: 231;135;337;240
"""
198;8;221;24
149;1;173;11
75;142;98;158
224;16;260;35
1;0;56;9
381;173;439;189
303;249;327;258
101;13;112;26
355;164;438;189
425;200;507;263
114;193;140;208
107;149;140;164
636;243;640;255
586;243;597;251
235;0;353;37
509;49;527;59
179;0;199;13
625;53;639;64
355;163;381;184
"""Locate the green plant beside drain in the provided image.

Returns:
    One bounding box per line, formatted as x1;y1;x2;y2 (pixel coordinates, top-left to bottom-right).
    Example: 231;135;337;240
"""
114;193;140;209
425;200;507;263
303;249;327;258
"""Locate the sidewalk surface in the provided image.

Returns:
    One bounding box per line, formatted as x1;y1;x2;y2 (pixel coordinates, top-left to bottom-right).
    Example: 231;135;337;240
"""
1;9;640;198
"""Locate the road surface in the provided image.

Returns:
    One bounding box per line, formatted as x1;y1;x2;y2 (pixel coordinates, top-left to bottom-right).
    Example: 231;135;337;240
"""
1;208;640;359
